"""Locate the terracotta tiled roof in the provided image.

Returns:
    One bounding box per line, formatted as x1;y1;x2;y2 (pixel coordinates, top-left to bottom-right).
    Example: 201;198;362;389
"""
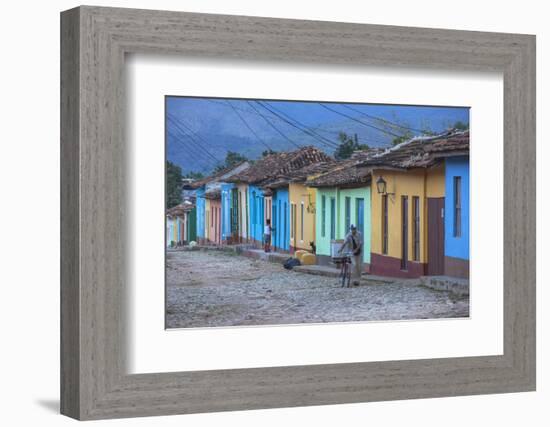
306;159;369;188
227;146;333;186
188;161;250;189
263;160;336;189
204;188;221;199
166;203;195;217
308;130;469;187
360;130;469;169
305;148;382;187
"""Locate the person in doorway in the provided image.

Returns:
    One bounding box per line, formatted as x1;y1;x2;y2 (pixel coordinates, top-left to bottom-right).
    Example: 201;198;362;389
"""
264;219;272;253
339;224;363;286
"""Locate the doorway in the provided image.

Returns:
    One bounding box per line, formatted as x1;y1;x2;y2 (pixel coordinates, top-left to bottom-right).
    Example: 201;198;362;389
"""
427;197;445;275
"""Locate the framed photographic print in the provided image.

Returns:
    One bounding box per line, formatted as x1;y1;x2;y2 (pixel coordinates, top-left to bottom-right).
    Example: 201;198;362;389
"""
61;6;536;420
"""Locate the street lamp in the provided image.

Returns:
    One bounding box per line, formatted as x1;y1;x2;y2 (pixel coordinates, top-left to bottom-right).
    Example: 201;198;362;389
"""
376;175;394;196
376;176;387;194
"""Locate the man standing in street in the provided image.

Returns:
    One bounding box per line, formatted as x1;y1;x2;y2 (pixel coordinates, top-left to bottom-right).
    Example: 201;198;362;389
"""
263;219;272;253
339;224;363;286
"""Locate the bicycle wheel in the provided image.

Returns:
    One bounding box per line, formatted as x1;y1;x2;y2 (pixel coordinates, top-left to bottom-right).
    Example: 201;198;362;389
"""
340;263;347;288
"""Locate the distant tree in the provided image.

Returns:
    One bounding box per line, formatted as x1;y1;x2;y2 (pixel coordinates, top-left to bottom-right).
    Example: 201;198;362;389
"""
262;149;277;157
166;161;183;208
418;119;437;136
183;171;204;180
453;121;469;131
334;132;369;160
391;130;414;146
214;151;249;172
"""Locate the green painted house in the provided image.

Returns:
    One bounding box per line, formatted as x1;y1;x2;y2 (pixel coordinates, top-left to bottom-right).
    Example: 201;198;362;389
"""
307;157;373;270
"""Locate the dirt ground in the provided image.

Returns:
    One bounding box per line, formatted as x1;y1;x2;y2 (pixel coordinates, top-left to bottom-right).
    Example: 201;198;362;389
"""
166;249;469;329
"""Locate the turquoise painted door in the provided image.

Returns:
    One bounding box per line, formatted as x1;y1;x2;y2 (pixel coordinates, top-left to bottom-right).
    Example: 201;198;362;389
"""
284;202;288;249
356;198;364;236
273;200;281;248
330;197;336;240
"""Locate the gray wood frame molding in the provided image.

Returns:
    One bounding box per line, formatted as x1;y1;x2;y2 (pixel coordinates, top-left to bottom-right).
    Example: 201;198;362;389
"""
61;6;536;420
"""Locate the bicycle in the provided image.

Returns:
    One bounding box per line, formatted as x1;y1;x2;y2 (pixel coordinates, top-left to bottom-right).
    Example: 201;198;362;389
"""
333;253;353;288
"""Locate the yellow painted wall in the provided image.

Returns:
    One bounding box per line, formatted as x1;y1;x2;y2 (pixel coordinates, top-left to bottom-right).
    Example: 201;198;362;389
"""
289;183;316;251
426;163;445;197
371;166;445;264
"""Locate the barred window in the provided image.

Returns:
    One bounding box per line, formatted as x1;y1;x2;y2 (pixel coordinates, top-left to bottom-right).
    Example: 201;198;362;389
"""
454;177;462;237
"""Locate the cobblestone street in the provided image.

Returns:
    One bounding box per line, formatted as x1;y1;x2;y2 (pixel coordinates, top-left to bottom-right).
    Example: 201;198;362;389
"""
166;250;469;329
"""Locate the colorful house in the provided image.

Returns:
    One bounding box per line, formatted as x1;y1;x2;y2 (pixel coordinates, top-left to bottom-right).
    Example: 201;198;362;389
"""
265;186;289;251
185;205;197;243
307;153;375;269
227;151;290;247
236;183;249;243
204;197;211;243
259;147;334;253
444;156;470;278
361;131;469;278
194;187;206;244
187;161;250;245
205;189;222;245
289;183;317;253
221;183;241;244
246;184;264;245
264;161;334;253
166;202;195;247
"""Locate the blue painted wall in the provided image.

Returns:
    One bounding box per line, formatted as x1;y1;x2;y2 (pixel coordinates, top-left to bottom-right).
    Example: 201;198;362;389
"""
248;185;265;243
221;183;234;242
271;188;290;251
444;156;470;260
195;187;206;239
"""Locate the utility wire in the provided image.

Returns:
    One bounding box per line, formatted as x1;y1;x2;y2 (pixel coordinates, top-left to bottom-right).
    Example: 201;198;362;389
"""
258;101;340;149
203;98;397;146
245;101;303;149
318;103;404;138
167;130;218;168
211;98;342;148
167;129;220;169
225;101;273;151
311;125;390;146
207;98;390;146
167;115;223;163
206;99;284;125
168;114;212;147
340;104;425;134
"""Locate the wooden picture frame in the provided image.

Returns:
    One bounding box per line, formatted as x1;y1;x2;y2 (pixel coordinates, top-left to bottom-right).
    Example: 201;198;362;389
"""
60;6;536;420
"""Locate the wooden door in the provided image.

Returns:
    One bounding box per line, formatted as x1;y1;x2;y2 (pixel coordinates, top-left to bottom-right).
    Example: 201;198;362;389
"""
427;197;445;275
401;196;408;270
219;206;222;244
231;188;239;240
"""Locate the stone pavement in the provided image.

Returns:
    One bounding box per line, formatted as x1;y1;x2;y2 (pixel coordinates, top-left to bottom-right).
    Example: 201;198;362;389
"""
166;250;470;329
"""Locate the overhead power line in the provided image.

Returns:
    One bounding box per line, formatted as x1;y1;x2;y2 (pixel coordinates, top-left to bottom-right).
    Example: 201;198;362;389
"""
318;103;404;138
166;129;220;169
282;119;390;146
225;101;273;151
167;115;223;163
258;101;340;149
245;101;302;149
167;117;221;166
340;104;425;134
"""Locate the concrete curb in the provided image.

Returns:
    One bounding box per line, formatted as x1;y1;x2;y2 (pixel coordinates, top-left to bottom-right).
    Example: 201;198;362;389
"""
419;275;470;296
